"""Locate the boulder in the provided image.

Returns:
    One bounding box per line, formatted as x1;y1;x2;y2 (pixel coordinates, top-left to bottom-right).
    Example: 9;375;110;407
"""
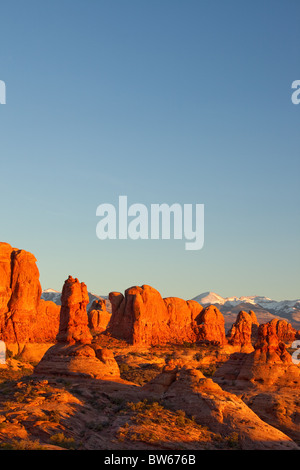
88;299;111;334
34;343;120;379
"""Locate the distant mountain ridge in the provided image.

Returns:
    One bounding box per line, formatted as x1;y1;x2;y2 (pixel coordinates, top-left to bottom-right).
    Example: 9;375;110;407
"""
41;288;110;312
41;289;300;330
192;292;300;330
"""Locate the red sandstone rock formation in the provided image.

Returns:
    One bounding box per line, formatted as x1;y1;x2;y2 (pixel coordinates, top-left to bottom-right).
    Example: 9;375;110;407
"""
163;297;204;343
226;310;259;351
215;319;300;387
0;243;15;319
0;244;41;344
35;276;120;379
109;286;167;344
57;276;92;345
108;285;204;346
266;318;297;343
214;319;300;443
34;300;60;343
253;320;292;363
88;299;111;335
0;242;60;348
196;305;226;346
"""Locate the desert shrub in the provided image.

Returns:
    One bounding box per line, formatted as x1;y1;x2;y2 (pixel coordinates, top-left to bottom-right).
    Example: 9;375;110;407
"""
116;399;218;447
50;433;76;449
119;363;130;374
126;399;162;413
225;432;240;448
0;439;45;450
175;409;187;426
0;367;32;384
14;383;39;403
198;364;217;377
119;363;162;385
182;342;197;349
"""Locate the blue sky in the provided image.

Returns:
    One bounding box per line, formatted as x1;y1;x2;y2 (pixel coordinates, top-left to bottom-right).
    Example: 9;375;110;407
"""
0;0;299;300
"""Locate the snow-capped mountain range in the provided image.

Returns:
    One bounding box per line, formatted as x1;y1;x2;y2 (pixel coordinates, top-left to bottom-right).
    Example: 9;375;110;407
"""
192;292;300;329
192;291;300;314
41;288;109;312
41;289;300;330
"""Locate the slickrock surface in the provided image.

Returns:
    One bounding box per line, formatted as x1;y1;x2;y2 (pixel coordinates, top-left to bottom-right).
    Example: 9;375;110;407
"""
214;319;300;444
34;343;120;379
142;365;299;450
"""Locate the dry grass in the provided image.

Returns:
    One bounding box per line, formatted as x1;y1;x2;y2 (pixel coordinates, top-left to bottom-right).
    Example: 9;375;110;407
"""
119;363;162;385
116;399;235;449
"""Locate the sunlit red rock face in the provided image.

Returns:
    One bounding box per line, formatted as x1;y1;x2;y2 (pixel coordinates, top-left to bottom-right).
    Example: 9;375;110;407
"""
254;320;292;363
226;310;259;352
34;342;120;379
57;276;92;345
109;284;226;346
0;242;60;348
88;299;111;335
109;286;168;345
163;297;204;343
109;285;204;345
245;320;300;386
214;318;300;444
195;305;227;346
266;318;298;343
142;365;298;450
215;319;300;387
34;300;60;343
35;276;120;379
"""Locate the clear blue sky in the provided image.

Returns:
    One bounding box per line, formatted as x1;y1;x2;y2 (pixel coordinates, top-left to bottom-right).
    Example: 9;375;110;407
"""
0;0;299;300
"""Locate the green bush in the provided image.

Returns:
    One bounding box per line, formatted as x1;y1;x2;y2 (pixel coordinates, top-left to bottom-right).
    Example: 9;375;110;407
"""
49;433;76;449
